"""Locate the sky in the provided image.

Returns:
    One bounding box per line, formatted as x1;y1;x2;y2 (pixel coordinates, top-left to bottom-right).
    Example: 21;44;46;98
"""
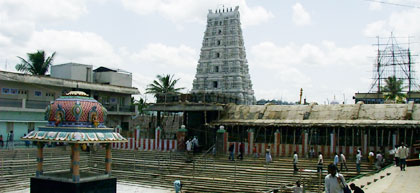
1;0;419;104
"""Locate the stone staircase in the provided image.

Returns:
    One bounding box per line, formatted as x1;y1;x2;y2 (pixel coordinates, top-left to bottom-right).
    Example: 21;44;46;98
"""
0;148;377;193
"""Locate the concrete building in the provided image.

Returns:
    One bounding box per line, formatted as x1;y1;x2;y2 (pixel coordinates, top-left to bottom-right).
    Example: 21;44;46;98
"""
0;67;139;143
191;6;255;105
94;67;132;87
51;62;93;82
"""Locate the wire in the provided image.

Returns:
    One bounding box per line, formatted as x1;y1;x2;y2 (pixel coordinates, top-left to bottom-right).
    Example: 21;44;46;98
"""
365;0;420;9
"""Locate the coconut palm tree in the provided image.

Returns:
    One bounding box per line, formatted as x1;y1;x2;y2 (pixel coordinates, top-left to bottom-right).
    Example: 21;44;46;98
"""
15;50;56;75
146;74;184;97
382;76;406;103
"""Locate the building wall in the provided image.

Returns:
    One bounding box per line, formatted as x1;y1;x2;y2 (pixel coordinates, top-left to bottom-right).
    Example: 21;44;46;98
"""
51;63;93;82
0;111;46;141
94;71;132;87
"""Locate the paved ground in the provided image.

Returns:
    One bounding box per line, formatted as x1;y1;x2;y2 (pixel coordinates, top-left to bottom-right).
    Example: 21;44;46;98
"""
6;182;172;193
351;165;420;193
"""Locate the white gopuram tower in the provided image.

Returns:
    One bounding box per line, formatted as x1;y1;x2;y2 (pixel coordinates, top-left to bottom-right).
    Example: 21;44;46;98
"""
191;6;255;105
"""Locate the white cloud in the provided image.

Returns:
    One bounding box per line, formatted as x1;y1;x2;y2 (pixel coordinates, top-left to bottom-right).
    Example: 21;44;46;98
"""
369;1;382;11
292;3;311;26
0;0;87;22
120;0;273;27
249;41;373;103
130;43;197;69
364;8;420;37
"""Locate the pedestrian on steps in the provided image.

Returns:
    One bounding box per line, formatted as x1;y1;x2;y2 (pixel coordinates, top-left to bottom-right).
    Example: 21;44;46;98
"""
398;142;409;171
340;152;348;171
229;143;235;161
317;152;324;173
266;146;272;163
293;151;299;173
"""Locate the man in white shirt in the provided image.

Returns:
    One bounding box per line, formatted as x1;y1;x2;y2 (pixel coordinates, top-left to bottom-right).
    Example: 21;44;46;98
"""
333;153;340;172
317;152;324;173
325;164;347;193
340;152;348;171
293;151;299;173
356;152;362;174
398;143;409;171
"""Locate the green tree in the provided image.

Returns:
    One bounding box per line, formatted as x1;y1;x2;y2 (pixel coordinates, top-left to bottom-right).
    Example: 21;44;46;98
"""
382;76;406;103
131;97;148;115
146;74;184;96
15;50;56;75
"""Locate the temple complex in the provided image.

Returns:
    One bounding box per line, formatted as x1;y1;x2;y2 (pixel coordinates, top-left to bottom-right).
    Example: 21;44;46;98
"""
191;6;255;105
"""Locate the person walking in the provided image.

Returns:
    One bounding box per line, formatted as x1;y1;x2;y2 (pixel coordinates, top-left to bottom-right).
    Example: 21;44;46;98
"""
356;151;362;174
174;180;182;193
253;145;259;158
349;183;364;193
237;142;244;160
340;152;348;172
7;130;14;150
293;151;299;173
325;164;347;193
185;139;192;162
333;153;340;172
229;143;235;161
393;145;400;166
292;181;303;193
398;143;409;171
375;151;383;170
266;146;272;164
368;151;374;168
317;152;324;173
0;134;3;148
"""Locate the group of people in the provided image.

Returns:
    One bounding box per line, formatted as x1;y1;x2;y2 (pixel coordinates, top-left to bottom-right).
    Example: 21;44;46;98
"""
0;130;14;149
391;143;409;171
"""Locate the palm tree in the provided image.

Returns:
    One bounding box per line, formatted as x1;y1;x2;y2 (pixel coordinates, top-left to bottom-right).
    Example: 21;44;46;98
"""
146;74;184;96
15;50;56;75
382;76;406;103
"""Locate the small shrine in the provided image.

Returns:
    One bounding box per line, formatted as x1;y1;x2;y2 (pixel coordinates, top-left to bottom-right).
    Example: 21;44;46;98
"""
22;91;127;193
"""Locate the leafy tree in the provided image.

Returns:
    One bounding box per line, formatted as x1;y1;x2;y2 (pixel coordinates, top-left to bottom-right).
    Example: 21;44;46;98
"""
382;76;406;103
131;97;148;115
16;50;56;75
146;74;184;96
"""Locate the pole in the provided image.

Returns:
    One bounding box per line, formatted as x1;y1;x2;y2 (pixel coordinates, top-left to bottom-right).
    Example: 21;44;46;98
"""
36;142;44;177
105;144;112;175
72;144;80;182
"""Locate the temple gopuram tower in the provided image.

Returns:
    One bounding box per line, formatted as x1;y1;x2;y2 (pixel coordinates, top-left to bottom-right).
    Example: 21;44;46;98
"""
191;6;256;105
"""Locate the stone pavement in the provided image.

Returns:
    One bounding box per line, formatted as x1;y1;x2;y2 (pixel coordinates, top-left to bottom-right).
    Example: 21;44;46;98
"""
351;165;420;193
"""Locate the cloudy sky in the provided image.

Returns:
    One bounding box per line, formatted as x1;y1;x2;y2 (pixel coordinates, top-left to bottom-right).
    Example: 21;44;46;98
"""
0;0;419;104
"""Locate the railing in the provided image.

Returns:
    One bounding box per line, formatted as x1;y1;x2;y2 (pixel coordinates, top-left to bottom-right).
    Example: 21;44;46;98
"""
102;104;135;113
26;100;49;109
0;98;22;108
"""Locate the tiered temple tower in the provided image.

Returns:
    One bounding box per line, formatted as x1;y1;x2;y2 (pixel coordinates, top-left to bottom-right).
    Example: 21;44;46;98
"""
191;6;255;105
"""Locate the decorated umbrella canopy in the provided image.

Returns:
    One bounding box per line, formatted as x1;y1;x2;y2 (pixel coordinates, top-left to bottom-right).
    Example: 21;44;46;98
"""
22;91;127;182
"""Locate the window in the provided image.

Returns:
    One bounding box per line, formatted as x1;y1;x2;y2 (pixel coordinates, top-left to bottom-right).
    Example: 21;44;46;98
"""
10;89;17;94
1;88;10;94
18;90;27;95
213;81;218;88
218;30;222;35
217;40;221;46
34;91;42;97
216;53;220;58
46;92;55;97
214;66;219;73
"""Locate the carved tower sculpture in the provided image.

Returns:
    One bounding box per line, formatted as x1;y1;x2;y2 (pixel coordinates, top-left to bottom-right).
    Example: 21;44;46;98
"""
191;6;255;105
